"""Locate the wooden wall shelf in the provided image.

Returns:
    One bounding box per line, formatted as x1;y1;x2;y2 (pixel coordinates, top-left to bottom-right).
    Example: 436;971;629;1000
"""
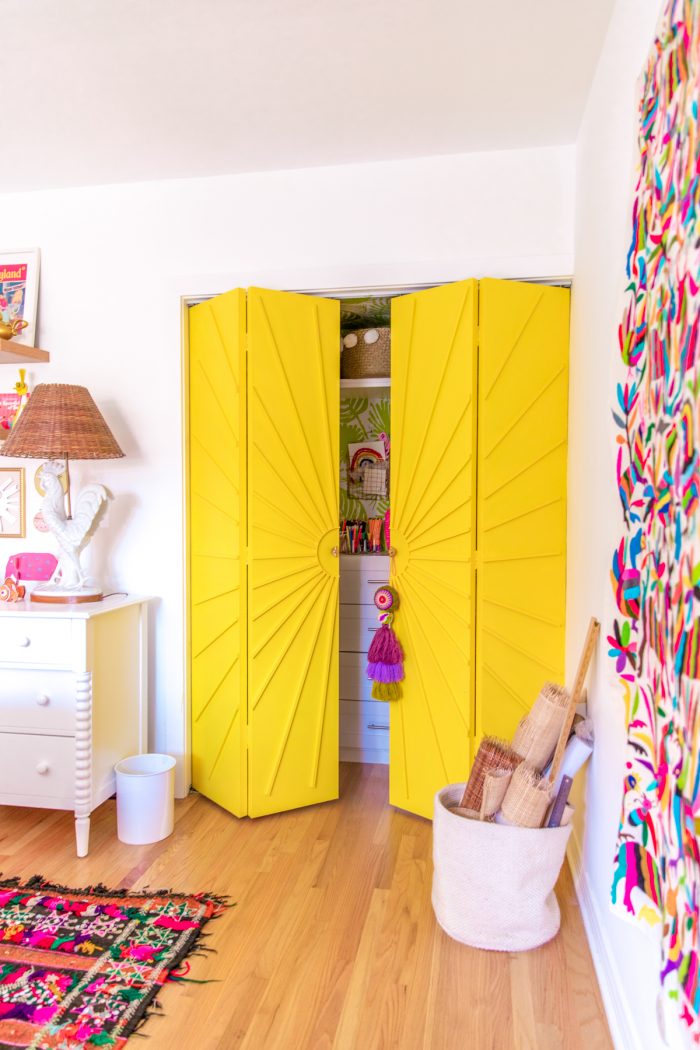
0;340;50;366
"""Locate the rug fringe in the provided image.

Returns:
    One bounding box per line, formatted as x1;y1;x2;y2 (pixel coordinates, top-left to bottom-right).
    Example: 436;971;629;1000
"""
0;873;232;910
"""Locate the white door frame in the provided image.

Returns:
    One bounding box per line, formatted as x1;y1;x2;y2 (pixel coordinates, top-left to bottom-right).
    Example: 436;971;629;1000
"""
177;274;572;792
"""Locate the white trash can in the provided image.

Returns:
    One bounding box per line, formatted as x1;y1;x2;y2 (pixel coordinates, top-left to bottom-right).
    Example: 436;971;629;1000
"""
115;753;176;845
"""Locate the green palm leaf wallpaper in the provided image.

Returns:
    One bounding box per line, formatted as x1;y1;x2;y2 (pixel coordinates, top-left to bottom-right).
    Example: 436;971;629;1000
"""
339;393;390;522
340;296;393;334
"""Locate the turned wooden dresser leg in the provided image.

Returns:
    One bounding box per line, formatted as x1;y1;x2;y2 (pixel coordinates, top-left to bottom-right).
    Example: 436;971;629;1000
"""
74;671;93;858
75;816;91;858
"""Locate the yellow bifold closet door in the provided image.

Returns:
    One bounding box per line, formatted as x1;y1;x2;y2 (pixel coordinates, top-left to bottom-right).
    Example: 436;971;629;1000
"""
389;280;478;820
247;287;340;818
189;286;340;820
476;279;569;743
189;289;247;817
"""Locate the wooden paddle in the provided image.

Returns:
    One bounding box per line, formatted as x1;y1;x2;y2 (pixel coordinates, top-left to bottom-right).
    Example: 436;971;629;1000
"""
547;617;600;786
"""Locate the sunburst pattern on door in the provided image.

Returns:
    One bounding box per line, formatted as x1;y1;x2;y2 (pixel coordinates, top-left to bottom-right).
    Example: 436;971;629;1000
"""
189;289;247;816
247;287;340;817
476;279;569;741
390;280;478;819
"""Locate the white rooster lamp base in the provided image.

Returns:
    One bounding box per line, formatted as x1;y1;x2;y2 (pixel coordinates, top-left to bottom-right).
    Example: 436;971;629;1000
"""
31;459;109;605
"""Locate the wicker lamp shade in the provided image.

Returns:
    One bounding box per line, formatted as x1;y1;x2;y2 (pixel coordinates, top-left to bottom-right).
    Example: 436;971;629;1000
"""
0;384;124;461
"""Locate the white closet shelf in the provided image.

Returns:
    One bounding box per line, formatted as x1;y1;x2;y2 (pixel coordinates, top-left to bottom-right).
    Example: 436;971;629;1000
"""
340;377;390;391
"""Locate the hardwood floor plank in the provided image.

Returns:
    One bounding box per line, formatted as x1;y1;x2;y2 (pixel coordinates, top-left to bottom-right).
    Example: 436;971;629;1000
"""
0;764;612;1050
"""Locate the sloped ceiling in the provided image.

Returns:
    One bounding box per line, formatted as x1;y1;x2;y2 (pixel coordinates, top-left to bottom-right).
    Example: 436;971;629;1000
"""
4;0;614;191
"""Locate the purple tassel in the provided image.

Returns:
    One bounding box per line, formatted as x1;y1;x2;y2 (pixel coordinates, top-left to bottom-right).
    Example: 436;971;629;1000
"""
367;624;404;664
366;660;405;683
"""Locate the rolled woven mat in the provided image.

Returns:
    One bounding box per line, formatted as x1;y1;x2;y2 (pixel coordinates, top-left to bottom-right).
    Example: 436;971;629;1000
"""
479;769;513;821
500;762;553;828
459;736;521;812
512;682;570;772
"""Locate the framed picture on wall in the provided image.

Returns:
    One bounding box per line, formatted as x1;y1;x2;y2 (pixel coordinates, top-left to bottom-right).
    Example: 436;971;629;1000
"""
0;248;40;347
0;467;25;538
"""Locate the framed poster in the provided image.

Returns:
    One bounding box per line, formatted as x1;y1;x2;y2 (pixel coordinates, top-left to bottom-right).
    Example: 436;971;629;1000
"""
0;467;25;538
0;248;40;347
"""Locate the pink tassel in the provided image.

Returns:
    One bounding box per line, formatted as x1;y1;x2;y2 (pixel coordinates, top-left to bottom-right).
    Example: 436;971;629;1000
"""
367;624;404;664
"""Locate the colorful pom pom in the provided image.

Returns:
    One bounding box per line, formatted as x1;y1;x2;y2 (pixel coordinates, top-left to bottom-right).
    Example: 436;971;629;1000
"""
374;585;398;612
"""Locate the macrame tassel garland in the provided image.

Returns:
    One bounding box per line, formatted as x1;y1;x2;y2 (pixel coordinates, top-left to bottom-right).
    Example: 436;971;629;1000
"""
367;586;404;701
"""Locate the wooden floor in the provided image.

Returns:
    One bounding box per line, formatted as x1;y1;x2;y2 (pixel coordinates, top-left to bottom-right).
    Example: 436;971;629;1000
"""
0;763;611;1049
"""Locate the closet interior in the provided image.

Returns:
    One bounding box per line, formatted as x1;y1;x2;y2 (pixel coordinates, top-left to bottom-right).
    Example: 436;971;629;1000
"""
338;294;393;765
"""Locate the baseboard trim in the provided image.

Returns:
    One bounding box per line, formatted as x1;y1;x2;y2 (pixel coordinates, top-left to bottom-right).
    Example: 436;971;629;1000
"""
567;832;645;1050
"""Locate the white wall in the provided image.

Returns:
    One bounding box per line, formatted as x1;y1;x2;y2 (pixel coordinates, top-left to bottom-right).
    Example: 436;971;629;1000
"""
567;1;668;1048
0;145;574;793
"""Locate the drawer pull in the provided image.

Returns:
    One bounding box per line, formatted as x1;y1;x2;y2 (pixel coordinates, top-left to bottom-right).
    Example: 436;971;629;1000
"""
36;694;50;707
17;637;31;648
367;579;387;585
367;627;378;633
367;723;389;731
36;762;50;775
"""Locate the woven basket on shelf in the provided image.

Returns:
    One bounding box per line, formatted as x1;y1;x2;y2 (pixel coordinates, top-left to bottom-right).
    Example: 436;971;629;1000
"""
341;327;390;379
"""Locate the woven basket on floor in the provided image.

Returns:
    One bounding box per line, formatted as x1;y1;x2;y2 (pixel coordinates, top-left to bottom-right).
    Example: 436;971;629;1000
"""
432;783;572;951
341;327;390;378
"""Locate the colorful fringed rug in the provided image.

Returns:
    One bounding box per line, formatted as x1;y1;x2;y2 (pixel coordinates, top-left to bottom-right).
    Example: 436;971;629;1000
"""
0;875;227;1049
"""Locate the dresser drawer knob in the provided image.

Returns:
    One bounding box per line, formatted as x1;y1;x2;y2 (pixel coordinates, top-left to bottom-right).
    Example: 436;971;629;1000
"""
36;762;50;775
17;637;31;648
36;694;50;707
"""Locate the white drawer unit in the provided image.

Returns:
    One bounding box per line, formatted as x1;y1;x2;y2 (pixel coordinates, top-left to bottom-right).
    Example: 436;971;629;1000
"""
0;596;150;857
340;652;377;703
339;700;390;763
339;555;391;605
339;555;391;763
340;699;389;743
0;669;76;733
339;606;381;653
0;617;73;668
0;732;75;803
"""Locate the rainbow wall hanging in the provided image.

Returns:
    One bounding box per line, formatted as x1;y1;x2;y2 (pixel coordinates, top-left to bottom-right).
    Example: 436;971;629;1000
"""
610;0;700;1037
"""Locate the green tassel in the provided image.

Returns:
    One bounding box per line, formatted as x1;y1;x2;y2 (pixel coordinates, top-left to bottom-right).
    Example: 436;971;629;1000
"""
88;1034;118;1047
371;681;401;702
117;987;144;1002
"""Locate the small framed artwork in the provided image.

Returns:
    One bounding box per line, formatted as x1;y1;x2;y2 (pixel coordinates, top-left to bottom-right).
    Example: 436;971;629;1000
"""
0;467;25;538
0;248;40;346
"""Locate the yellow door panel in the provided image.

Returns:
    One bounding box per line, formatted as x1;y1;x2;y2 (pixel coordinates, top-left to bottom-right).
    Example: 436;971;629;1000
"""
390;280;478;819
189;289;247;816
247;287;340;818
477;279;569;742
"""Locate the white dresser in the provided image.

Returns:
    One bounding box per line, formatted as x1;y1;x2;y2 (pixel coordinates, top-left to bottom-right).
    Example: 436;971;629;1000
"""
0;595;150;857
339;555;391;763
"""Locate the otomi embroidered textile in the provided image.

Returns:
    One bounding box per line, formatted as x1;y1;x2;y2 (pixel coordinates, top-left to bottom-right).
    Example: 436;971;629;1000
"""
610;0;700;1039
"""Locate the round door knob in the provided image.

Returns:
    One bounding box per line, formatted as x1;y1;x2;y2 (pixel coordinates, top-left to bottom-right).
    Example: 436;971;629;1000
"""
36;762;49;775
17;637;30;648
331;546;339;557
36;694;50;707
